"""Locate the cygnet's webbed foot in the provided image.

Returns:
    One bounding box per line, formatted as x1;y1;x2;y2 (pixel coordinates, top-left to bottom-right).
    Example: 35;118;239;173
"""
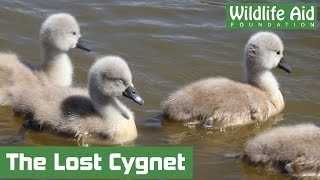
200;116;214;128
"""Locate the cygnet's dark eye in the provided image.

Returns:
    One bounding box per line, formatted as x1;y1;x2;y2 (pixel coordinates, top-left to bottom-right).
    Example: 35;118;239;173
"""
276;51;280;55
72;32;76;35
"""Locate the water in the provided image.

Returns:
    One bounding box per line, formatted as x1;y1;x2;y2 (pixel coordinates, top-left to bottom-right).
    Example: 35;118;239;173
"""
0;0;319;179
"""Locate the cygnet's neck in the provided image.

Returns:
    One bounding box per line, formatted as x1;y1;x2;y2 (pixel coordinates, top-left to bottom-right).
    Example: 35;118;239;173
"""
89;88;133;122
40;45;73;86
245;60;284;114
90;88;137;143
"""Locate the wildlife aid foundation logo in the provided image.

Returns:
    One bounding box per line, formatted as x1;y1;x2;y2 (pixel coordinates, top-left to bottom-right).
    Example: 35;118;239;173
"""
226;3;317;30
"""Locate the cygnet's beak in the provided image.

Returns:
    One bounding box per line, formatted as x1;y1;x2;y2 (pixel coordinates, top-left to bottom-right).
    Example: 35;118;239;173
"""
278;58;292;73
76;38;92;52
123;86;144;105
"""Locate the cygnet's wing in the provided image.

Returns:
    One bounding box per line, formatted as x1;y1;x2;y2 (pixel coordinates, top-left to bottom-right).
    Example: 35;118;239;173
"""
12;86;94;130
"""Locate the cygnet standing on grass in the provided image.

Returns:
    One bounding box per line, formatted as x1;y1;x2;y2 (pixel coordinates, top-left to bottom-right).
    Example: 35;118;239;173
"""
243;124;320;177
0;13;91;105
161;32;292;128
13;55;144;145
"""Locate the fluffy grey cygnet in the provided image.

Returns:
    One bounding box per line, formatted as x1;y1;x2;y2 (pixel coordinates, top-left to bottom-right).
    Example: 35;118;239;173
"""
0;13;91;105
161;32;292;128
243;124;320;177
13;55;144;145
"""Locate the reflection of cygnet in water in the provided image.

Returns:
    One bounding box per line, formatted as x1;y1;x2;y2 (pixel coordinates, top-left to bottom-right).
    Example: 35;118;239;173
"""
161;32;292;128
13;55;144;145
243;124;320;177
0;13;91;105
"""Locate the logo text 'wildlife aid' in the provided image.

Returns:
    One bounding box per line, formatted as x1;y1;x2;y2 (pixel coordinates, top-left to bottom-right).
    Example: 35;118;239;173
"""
226;3;317;30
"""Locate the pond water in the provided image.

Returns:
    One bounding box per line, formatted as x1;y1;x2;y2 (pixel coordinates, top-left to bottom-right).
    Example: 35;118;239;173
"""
0;0;319;179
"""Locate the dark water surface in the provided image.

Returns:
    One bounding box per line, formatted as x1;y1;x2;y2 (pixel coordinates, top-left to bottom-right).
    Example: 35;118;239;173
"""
0;0;319;179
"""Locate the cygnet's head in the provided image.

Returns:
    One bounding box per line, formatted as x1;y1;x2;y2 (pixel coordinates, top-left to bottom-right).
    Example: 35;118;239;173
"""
245;32;292;73
89;55;144;105
40;13;91;52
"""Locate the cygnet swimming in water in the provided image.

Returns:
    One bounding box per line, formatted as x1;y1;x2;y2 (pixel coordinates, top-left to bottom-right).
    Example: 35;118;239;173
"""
12;55;144;145
161;32;292;128
243;124;320;177
0;13;91;105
